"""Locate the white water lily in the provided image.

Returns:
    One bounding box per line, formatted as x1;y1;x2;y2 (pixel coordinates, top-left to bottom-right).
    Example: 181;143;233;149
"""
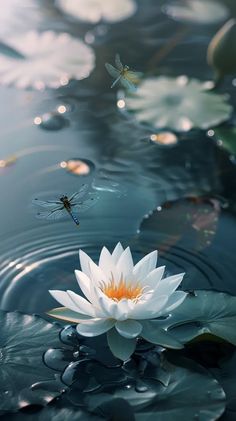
49;243;187;360
56;0;137;24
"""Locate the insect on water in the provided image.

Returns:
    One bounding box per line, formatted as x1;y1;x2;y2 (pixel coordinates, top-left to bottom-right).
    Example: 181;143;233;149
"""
33;184;99;226
105;54;142;92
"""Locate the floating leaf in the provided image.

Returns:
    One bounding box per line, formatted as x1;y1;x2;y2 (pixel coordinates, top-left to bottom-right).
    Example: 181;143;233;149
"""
98;358;225;420
56;0;137;24
213;126;236;156
0;310;64;412
6;407;103;421
208;19;236;84
163;0;229;25
0;31;95;89
125;76;232;132
159;290;236;345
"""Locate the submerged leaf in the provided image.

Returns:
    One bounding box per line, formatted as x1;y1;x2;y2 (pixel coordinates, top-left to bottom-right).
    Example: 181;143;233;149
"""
159;290;236;345
0;310;64;412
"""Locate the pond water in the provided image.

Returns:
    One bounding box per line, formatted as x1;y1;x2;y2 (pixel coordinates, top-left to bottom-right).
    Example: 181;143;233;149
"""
1;0;236;420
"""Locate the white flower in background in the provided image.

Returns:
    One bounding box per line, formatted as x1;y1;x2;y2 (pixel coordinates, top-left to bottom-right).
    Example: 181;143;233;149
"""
56;0;137;24
49;243;187;360
0;31;95;90
163;0;229;25
125;76;232;132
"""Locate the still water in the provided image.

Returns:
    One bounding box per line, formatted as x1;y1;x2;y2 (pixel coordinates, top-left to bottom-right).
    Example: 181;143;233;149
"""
0;1;236;418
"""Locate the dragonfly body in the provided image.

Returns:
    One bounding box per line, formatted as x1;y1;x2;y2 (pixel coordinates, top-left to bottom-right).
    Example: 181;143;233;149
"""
59;195;80;225
105;54;142;92
33;184;98;226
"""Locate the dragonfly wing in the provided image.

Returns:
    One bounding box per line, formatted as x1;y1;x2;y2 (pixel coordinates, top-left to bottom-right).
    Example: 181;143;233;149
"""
35;207;65;221
127;71;143;80
68;184;89;202
111;75;122;88
115;54;123;71
120;76;137;92
32;198;62;208
71;195;99;213
105;63;120;79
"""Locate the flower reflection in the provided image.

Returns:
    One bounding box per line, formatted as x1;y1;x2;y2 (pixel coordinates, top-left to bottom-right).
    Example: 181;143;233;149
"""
60;159;92;175
150;132;178;146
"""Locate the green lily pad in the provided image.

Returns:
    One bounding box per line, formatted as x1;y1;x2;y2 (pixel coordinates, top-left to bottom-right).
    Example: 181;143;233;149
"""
87;358;226;421
0;310;65;412
213;127;236;156
158;290;236;345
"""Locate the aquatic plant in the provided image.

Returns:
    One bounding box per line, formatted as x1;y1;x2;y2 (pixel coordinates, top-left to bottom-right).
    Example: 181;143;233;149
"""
49;243;187;360
0;31;95;89
56;0;137;23
125;76;232;132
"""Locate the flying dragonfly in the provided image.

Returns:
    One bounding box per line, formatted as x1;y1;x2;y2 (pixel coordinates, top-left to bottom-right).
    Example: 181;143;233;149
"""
33;184;98;226
105;54;142;92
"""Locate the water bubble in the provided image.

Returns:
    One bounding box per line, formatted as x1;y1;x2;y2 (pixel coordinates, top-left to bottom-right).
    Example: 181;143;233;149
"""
34;112;68;131
207;129;215;137
135;380;148;393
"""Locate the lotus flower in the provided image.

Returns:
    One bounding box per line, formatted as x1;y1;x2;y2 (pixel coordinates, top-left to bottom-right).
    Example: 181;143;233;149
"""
49;243;187;360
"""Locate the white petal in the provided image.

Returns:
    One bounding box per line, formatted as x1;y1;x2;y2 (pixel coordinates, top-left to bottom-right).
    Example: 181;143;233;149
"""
74;270;93;301
141;266;165;289
133;250;158;281
67;290;96;316
99;246;119;281
76;319;115;337
107;328;136;361
129;295;169;319
111;242;124;263
89;260;107;285
152;273;185;298
49;290;81;313
161;291;187;314
115;320;142;338
117;247;134;279
79;249;93;277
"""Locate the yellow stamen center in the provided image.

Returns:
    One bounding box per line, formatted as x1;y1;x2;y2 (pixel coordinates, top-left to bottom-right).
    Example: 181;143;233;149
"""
100;277;143;301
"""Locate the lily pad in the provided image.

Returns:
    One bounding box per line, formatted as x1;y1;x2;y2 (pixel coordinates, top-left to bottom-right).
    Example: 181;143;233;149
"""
125;76;232;132
0;31;95;89
87;358;226;421
158;290;236;345
213;127;236;156
56;0;137;23
163;0;229;25
0;310;65;412
6;407;103;421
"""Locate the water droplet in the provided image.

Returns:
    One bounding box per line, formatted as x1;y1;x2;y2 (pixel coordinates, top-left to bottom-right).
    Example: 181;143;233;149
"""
34;112;67;131
125;384;132;389
117;99;126;109
60;325;81;346
73;351;80;359
44;348;74;371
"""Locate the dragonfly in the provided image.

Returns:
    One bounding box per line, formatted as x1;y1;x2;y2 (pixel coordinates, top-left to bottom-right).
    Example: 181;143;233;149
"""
33;184;99;226
105;54;142;92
